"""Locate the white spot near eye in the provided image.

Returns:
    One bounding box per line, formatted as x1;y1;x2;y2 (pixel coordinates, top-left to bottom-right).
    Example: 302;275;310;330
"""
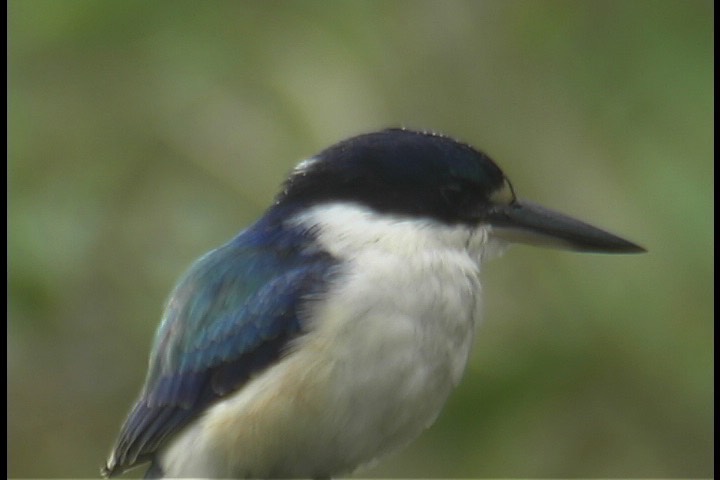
293;157;320;176
489;178;515;205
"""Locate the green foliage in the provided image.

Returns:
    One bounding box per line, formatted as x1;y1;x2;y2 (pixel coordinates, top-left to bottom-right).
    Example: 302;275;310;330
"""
9;0;712;477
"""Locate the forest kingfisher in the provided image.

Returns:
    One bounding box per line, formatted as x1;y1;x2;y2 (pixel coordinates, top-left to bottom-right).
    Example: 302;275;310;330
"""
102;128;645;478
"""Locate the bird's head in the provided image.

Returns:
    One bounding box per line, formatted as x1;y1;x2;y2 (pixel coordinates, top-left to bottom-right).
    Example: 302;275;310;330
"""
273;128;645;256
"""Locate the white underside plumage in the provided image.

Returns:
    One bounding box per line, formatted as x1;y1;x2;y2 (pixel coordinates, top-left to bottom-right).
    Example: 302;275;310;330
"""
157;203;508;478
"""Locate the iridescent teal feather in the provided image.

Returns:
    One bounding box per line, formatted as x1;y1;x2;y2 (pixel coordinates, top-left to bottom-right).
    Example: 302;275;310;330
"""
104;212;338;476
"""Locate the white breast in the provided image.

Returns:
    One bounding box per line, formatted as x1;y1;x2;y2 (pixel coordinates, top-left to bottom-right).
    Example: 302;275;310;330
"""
158;204;503;478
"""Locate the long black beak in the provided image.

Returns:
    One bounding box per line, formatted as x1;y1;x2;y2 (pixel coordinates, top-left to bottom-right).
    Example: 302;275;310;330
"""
487;200;646;253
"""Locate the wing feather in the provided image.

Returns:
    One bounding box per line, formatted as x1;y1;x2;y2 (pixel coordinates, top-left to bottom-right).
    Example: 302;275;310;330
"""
103;225;336;477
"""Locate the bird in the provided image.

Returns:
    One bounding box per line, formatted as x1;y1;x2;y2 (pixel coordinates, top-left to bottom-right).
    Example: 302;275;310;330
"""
102;128;645;479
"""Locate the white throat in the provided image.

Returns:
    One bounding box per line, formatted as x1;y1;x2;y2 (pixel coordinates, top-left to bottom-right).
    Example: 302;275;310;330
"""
289;202;508;263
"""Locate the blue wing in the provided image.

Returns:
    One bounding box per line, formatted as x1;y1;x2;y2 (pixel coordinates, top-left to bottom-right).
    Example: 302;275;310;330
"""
103;218;337;477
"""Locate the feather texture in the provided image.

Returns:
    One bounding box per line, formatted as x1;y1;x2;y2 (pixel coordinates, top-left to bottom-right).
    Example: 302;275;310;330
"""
103;210;337;477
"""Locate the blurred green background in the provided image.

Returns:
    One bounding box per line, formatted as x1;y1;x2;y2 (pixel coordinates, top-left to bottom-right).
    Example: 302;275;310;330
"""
9;0;713;478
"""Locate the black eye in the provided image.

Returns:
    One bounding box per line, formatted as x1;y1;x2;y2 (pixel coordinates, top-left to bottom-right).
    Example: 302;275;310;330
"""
440;184;465;205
